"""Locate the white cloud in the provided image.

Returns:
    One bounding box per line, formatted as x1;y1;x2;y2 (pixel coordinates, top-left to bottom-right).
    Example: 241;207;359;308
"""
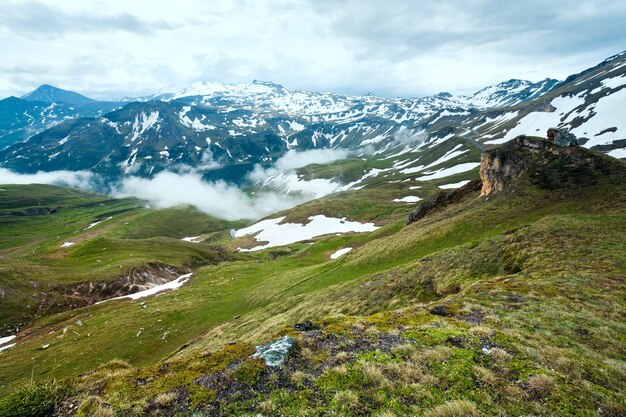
249;148;350;183
0;163;343;220
0;168;97;188
1;0;625;99
197;148;221;171
112;171;307;221
276;148;350;172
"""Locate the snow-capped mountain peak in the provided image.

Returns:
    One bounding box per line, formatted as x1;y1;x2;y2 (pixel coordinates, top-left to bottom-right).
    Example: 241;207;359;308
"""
170;80;285;100
3;50;625;186
458;78;560;108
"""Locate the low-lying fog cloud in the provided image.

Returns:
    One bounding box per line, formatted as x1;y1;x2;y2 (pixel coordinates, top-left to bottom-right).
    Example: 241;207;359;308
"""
0;149;352;221
0;168;98;188
112;171;305;220
248;148;350;182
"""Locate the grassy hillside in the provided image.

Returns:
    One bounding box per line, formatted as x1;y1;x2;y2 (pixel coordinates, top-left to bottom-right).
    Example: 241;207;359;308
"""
0;184;239;334
0;141;624;416
274;137;484;225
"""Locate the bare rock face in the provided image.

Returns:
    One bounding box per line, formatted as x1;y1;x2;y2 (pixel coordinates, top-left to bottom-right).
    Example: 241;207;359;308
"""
547;128;578;147
479;136;546;196
36;262;185;313
480;135;616;197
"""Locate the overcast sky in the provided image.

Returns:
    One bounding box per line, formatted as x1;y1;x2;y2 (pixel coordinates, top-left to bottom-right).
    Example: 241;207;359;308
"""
1;0;625;100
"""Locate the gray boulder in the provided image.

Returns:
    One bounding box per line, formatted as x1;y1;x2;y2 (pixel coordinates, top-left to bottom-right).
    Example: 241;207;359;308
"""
547;128;578;147
251;335;295;367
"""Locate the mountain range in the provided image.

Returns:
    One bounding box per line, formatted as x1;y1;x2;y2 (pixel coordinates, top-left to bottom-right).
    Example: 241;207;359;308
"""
2;51;623;186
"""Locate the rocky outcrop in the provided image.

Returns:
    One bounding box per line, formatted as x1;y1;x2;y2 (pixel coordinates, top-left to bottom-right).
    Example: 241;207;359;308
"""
407;132;618;225
405;180;481;226
36;263;186;314
478;136;543;196
547;127;578;147
0;206;59;216
480;134;619;196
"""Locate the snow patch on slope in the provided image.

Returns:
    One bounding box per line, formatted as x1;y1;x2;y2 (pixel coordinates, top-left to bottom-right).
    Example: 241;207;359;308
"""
100;273;193;302
416;162;480;181
235;215;378;251
330;247;353;259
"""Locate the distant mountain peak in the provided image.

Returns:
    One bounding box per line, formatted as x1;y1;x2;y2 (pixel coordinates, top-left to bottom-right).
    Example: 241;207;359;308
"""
459;78;560;108
252;80;287;90
21;84;95;104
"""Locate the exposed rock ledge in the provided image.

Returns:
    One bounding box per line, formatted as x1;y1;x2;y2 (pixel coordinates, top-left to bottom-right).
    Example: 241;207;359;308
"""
479;132;595;197
405;180;481;226
36;262;188;314
407;129;619;226
478;135;550;196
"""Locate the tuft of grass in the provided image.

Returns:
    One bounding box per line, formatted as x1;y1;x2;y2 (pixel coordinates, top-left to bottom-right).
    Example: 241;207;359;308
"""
525;374;555;399
0;381;71;417
231;358;266;385
153;391;177;406
473;365;497;388
290;371;312;388
425;399;480;417
358;361;387;387
333;390;360;412
76;396;114;417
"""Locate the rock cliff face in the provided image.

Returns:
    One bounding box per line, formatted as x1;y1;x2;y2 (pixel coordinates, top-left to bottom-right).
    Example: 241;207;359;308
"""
480;133;619;196
478;135;549;196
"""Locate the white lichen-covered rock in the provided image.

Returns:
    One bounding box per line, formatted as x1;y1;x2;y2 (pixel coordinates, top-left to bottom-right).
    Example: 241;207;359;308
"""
251;336;295;367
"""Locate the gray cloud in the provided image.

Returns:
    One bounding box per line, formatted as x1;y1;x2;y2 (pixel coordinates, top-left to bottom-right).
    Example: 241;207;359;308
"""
0;0;625;99
0;1;179;38
315;0;626;56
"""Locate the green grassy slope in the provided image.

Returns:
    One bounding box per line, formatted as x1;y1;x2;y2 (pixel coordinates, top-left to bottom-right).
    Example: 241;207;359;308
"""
273;137;484;225
0;184;239;334
0;141;624;416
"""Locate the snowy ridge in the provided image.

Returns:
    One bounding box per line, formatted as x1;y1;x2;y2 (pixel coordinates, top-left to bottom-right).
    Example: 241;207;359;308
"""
458;79;559;108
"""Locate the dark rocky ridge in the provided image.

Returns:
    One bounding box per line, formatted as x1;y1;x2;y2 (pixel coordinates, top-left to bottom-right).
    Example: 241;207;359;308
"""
406;132;625;226
479;134;621;197
405;179;481;226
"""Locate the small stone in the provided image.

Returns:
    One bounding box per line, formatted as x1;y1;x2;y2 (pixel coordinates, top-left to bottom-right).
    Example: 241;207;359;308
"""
251;336;295;367
430;305;451;316
445;336;465;348
41;344;50;349
292;321;319;332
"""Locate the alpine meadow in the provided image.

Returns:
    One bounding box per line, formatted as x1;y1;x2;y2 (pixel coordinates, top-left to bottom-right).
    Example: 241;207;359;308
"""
0;1;625;416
